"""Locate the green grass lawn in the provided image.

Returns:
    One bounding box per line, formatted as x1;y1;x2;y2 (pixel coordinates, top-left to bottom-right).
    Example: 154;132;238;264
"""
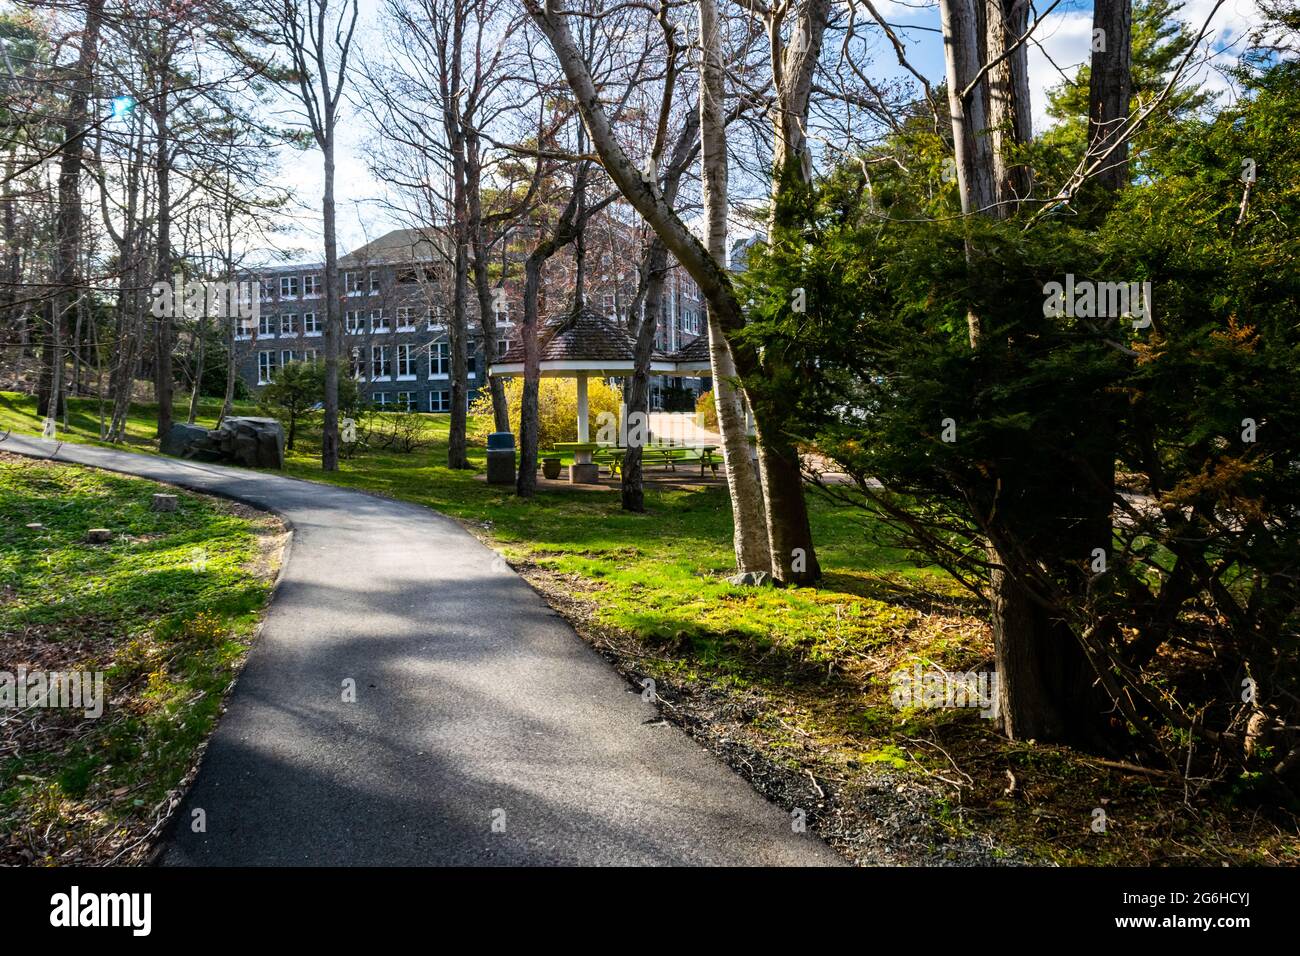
1;390;955;666
0;448;283;864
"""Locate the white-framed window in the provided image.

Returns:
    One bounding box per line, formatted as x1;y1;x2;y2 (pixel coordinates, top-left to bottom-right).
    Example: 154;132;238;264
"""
346;310;364;334
429;341;448;378
496;338;509;357
427;305;445;330
396;391;416;412
257;351;275;385
280;275;299;299
259;279;273;301
303;274;321;297
280;313;298;335
258;314;276;337
467;353;477;379
344;271;362;296
494;296;511;326
301;349;319;364
303;312;321;335
280;349;295;366
370;309;389;332
349;347;364;380
235;316;252;340
397;343;415;379
603;293;616;316
368;270;380;293
371;345;391;381
430;390;450;412
396;306;415;331
375;392;391;408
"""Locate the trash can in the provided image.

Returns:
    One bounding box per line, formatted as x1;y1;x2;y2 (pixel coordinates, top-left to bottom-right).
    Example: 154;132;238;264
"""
486;431;516;484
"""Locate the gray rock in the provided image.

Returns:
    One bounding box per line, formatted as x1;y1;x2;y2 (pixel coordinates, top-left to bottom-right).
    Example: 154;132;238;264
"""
160;423;209;458
727;570;773;587
162;416;285;470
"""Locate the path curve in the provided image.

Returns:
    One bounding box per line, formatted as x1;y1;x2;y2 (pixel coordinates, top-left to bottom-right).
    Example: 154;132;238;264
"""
4;434;840;866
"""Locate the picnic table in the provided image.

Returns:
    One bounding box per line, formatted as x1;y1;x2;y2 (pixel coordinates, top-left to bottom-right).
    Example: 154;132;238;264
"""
590;444;720;478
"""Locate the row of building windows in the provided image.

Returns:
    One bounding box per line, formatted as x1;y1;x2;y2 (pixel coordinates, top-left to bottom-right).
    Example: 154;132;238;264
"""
373;391;456;413
256;345;483;386
259;270;506;303
243;306;514;339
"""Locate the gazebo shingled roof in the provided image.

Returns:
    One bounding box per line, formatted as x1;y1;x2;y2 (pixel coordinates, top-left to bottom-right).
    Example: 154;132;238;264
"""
492;307;678;377
665;334;711;371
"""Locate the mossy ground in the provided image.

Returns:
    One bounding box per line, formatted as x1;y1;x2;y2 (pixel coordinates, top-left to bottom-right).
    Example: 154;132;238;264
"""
0;448;284;864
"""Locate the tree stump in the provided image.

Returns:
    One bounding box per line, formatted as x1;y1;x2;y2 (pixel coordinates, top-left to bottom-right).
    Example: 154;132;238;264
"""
151;494;179;513
85;529;112;544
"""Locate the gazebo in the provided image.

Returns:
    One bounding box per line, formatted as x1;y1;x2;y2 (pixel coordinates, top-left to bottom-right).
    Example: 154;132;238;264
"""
491;307;701;482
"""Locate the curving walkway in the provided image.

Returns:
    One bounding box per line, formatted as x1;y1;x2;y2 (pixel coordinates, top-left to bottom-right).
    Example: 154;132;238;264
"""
3;434;840;866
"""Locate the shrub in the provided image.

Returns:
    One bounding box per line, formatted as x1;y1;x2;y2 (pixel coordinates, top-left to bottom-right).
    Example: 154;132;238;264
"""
470;376;621;450
695;389;717;432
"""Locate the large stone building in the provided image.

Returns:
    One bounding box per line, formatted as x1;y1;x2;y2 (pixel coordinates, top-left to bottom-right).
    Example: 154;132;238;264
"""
235;224;711;411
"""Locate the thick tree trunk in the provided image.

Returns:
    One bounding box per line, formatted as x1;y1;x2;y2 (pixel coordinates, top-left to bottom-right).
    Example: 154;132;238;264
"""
986;0;1034;210
516;253;544;498
621;112;699;513
40;0;104;422
621;238;667;513
940;0;996;222
760;0;829;585
467;142;510;433
1089;0;1133;193
188;310;207;423
700;0;771;574
990;561;1100;740
938;0;1122;742
448;137;471;469
154;80;174;439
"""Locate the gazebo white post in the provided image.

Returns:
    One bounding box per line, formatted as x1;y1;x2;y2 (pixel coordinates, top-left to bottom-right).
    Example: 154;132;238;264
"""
570;370;598;482
576;372;589;443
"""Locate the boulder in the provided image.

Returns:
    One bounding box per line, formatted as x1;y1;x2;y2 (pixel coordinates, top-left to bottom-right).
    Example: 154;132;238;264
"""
162;416;285;470
726;570;773;588
160;423;209;458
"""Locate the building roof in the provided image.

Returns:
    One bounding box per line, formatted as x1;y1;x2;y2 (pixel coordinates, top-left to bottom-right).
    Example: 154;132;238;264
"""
340;228;447;266
492;307;683;377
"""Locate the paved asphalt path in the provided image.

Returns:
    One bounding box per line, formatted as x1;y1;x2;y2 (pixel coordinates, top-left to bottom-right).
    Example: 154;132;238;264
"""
4;434;840;866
